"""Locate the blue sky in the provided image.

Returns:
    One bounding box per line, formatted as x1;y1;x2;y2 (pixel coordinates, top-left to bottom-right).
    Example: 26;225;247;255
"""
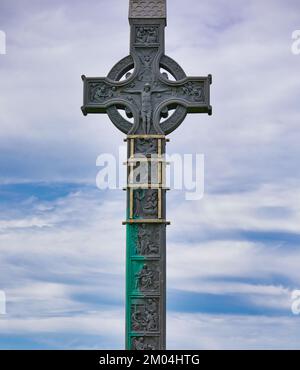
0;0;300;349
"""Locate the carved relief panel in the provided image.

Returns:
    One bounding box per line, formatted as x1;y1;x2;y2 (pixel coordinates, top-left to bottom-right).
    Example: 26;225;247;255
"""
131;298;160;333
132;261;160;294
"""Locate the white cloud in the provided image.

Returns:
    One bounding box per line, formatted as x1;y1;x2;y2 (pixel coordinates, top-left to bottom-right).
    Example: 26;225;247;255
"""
0;308;299;350
0;0;300;349
168;239;300;282
168;181;300;235
0;309;124;342
168;312;300;350
0;0;299;186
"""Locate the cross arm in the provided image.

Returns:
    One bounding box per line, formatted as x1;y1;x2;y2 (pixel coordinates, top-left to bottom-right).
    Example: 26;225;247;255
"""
158;74;212;115
81;75;131;116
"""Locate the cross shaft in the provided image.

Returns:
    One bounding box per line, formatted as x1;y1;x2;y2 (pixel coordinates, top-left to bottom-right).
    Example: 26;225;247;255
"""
81;0;212;350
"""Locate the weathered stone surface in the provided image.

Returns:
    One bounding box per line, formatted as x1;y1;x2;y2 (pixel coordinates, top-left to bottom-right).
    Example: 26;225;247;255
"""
81;0;212;350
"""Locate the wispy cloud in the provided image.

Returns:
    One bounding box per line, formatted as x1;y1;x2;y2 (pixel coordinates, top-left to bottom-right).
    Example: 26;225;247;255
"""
0;0;299;349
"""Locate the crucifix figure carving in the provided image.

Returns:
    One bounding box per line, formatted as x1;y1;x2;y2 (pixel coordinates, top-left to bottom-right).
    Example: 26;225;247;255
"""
121;82;171;134
81;0;212;350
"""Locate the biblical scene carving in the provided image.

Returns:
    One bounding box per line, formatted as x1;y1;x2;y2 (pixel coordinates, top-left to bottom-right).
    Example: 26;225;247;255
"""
135;224;160;256
135;26;159;45
135;138;158;155
134;189;158;218
131;298;159;332
131;336;159;350
121;79;172;134
89;83;118;103
138;52;155;82
181;81;205;102
134;262;160;293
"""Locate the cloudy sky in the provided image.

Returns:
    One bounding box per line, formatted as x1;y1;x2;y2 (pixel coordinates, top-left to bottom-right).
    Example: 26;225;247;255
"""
0;0;300;349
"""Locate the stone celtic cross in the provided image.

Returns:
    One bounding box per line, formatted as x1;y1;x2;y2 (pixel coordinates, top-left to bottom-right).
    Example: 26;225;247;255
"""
81;0;212;350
